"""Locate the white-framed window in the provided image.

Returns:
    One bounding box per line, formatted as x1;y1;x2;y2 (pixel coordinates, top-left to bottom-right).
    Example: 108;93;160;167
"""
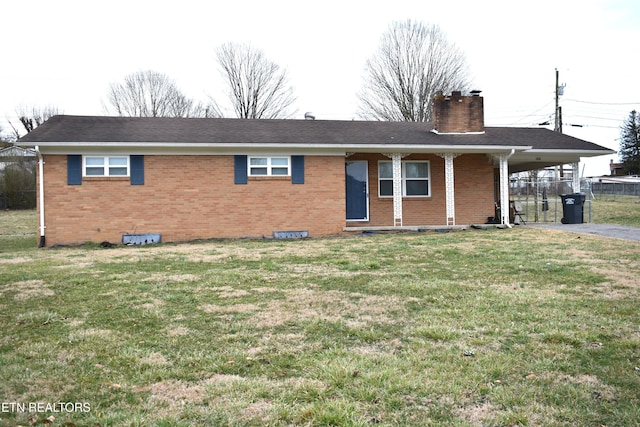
83;156;129;177
378;161;430;197
248;156;290;176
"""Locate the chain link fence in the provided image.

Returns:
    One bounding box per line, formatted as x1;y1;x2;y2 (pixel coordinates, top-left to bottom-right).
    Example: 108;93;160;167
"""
0;190;36;210
590;180;640;201
509;177;640;223
509;177;592;223
0;156;37;210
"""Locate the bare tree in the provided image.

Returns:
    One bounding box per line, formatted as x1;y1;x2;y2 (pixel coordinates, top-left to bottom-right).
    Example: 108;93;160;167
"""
0;125;10;146
358;20;472;122
8;105;60;139
216;43;296;119
105;70;220;118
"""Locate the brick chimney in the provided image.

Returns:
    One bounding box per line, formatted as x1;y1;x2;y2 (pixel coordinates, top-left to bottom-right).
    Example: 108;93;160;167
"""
432;91;484;133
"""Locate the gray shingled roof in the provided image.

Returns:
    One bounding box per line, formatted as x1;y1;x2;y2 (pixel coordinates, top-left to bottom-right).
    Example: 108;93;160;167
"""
19;115;611;154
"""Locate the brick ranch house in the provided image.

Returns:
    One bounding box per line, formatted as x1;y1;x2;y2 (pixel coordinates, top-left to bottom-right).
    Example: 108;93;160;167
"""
19;92;613;247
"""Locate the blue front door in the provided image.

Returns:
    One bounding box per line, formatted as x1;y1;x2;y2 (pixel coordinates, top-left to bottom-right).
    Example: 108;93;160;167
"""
346;161;369;221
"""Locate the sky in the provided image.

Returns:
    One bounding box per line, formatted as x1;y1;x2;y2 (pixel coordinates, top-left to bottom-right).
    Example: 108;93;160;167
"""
2;0;639;176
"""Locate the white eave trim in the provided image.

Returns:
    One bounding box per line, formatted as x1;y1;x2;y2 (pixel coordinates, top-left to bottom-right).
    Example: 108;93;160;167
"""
521;148;616;156
27;141;532;155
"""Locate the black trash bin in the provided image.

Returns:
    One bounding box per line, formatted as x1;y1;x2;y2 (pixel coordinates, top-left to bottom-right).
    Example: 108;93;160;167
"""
560;193;586;224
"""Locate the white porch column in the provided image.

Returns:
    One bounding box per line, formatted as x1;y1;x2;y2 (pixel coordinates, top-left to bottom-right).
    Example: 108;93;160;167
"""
437;153;460;226
391;153;404;226
383;153;409;227
498;151;515;226
572;162;581;192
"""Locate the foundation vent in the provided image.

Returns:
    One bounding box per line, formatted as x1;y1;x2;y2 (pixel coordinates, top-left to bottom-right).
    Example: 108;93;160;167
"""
123;233;161;245
273;230;309;239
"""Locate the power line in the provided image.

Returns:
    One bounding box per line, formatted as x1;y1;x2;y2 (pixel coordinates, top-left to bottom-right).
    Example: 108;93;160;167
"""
567;114;624;122
505;101;554;126
563;123;620;129
565;99;640;106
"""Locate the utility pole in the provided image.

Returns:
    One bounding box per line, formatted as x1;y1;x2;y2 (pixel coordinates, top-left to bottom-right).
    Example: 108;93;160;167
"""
554;69;566;177
554;68;564;134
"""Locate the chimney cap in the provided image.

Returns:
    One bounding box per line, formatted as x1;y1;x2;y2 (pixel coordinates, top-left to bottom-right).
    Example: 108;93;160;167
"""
470;90;482;96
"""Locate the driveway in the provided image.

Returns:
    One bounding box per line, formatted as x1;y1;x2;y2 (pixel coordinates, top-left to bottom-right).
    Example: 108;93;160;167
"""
524;223;640;242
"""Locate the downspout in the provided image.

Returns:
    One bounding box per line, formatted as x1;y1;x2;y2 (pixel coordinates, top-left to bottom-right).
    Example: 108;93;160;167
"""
35;146;46;247
499;149;515;229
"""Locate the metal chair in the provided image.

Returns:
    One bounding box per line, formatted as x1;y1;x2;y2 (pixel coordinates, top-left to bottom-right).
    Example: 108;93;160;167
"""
512;201;526;225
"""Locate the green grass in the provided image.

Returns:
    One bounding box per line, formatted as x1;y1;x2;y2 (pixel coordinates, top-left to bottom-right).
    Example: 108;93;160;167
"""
591;196;640;227
1;210;640;426
0;209;38;252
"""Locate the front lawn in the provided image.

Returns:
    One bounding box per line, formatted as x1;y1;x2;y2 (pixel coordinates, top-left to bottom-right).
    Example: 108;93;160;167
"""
1;221;639;426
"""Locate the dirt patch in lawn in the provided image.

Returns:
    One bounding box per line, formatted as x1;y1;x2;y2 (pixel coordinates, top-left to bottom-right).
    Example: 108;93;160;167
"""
36;238;336;269
145;379;207;409
135;298;166;311
455;401;497;426
142;273;201;283
151;239;334;263
71;328;113;339
240;399;273;423
560;246;640;297
201;303;261;314
0;256;33;264
7;279;55;300
253;288;412;328
166;326;191;337
140;352;171;367
588;265;640;298
142;374;246;408
211;286;251;298
542;372;617;402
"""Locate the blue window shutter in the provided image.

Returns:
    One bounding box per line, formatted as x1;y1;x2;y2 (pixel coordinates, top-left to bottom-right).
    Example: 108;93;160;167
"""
291;155;304;184
234;155;248;184
67;155;82;185
130;155;144;185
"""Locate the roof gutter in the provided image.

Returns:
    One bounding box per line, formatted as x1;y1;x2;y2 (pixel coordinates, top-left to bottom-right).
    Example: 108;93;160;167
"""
35;146;45;248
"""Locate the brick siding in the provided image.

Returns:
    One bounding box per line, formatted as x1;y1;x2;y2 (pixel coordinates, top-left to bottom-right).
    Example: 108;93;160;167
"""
37;153;496;246
39;155;346;245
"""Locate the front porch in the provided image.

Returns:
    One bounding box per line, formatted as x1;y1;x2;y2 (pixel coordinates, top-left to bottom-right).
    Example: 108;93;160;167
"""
345;149;585;229
344;152;512;229
343;224;470;233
